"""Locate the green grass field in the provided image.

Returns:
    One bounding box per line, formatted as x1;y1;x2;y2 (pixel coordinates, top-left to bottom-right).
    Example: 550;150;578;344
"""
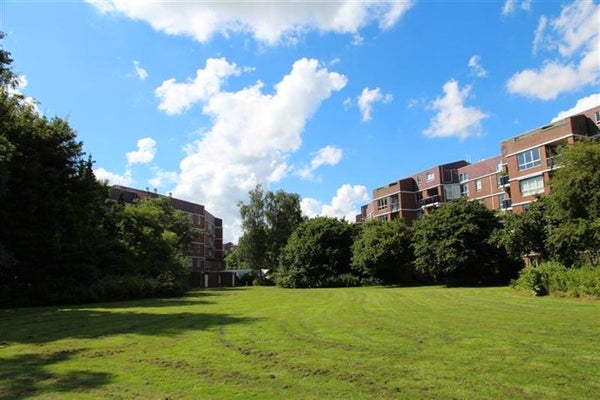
1;286;599;399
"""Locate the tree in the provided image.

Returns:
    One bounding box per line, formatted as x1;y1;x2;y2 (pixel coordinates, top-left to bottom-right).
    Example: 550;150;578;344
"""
351;219;414;284
413;198;515;286
237;185;304;272
493;196;548;262
0;37;110;290
112;197;193;282
276;217;354;288
544;139;600;267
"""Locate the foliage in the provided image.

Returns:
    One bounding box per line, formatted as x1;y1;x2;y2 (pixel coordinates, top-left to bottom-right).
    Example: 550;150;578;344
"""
0;37;192;305
493;197;548;261
512;261;600;298
351;219;415;284
413;198;518;286
543;139;600;267
276;217;355;288
237;185;304;272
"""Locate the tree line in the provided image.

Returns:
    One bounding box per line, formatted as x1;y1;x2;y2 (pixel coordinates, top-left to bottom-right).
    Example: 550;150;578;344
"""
0;34;193;306
230;139;600;291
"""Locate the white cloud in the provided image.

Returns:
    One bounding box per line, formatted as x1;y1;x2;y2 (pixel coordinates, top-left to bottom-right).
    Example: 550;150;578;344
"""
133;60;148;80
94;167;133;186
507;0;600;100
86;0;414;45
301;184;369;222
148;169;179;189
502;0;531;15
296;145;343;180
468;55;487;78
126;137;156;164
7;75;38;112
155;58;241;115
166;58;347;242
424;79;489;139
551;93;600;122
502;0;516;16
357;87;393;122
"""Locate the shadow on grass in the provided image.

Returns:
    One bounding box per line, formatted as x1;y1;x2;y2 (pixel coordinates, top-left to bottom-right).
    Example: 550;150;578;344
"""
0;308;259;344
0;349;112;399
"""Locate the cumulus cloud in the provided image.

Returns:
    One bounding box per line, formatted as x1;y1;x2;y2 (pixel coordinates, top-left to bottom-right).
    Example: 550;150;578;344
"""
7;75;38;112
86;0;414;45
94;167;133;186
133;60;148;80
357;87;393;122
296;145;343;180
156;58;241;115
126;137;156;164
301;184;369;222
468;55;487;78
507;0;600;100
424;79;489;139
551;93;600;122
149;169;179;189
166;58;347;242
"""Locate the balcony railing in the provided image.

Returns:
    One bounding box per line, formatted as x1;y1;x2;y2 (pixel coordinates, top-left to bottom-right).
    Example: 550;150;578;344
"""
498;175;510;186
501;199;512;209
417;195;440;207
546;155;563;169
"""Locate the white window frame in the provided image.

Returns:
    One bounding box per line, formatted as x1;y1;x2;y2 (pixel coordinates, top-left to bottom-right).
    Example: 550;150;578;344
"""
520;175;544;197
475;179;482;192
426;172;435;182
517;148;541;171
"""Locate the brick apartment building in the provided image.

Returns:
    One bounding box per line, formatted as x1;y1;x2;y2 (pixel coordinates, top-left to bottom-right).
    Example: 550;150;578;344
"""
109;186;224;274
357;105;600;222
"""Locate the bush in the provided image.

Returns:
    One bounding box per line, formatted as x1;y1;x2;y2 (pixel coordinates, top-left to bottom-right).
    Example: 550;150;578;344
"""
512;261;600;298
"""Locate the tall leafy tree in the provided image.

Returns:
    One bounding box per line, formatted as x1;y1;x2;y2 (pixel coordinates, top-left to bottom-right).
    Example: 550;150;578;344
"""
276;217;354;288
351;219;415;284
237;185;303;271
413;198;514;286
545;140;600;267
493;196;548;262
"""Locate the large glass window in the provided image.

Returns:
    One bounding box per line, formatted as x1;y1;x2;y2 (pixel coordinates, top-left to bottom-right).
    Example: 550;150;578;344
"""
377;198;388;210
517;148;541;171
475;179;482;192
520;176;544;197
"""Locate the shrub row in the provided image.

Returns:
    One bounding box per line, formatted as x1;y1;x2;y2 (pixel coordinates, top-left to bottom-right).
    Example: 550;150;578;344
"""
511;261;600;298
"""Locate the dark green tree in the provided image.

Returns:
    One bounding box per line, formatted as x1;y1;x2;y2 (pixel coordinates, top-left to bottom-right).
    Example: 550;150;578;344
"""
237;185;303;272
351;219;414;284
0;37;109;291
493;196;548;262
413;198;515;286
544;139;600;267
276;216;354;288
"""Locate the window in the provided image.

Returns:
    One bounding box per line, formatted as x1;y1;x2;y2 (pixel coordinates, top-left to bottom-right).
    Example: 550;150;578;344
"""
426;172;435;182
475;179;482;192
459;172;468;183
377;198;388;210
517;148;541;171
378;215;387;222
595;111;600;123
417;176;421;184
460;183;469;197
520;176;544;197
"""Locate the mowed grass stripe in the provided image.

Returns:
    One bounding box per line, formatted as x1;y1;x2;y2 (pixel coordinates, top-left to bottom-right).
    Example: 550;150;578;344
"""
1;286;599;399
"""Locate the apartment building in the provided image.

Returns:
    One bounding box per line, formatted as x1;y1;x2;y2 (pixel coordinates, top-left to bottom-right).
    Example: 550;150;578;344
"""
109;186;224;273
358;105;600;222
356;161;468;223
500;105;600;212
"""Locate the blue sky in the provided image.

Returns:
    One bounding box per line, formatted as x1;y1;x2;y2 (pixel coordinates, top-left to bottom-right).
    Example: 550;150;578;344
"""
2;0;599;242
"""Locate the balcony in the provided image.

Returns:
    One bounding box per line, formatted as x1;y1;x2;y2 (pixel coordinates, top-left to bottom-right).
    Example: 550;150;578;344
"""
501;199;512;210
418;195;441;208
546;155;562;169
498;175;510;187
